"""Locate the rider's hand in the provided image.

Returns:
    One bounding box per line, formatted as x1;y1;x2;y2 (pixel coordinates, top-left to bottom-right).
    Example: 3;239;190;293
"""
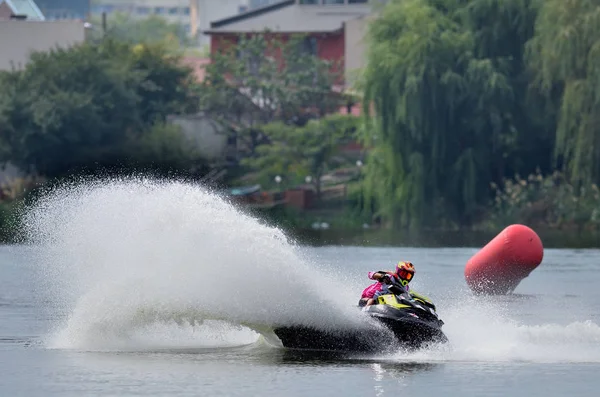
380;274;393;284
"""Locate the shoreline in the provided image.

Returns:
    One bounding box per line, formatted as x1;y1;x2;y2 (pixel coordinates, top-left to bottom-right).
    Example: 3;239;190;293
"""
284;228;600;249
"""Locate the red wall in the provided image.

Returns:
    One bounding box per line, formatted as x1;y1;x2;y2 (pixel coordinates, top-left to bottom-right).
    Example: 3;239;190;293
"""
209;31;345;78
316;32;344;73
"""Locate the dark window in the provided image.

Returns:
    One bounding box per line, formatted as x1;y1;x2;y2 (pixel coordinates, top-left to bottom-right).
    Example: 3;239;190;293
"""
323;0;344;4
237;48;261;76
299;0;320;4
349;0;368;3
301;36;318;56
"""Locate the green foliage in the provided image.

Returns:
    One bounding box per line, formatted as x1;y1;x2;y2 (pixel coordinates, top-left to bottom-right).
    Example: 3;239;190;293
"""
489;170;600;231
0;39;203;179
199;32;347;158
89;12;193;50
0;201;20;242
122;122;205;172
360;0;544;230
241;114;359;197
0;176;44;242
526;0;600;187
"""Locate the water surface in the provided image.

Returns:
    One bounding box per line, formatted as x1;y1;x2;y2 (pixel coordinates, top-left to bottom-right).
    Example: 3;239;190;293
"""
2;179;599;396
2;245;599;396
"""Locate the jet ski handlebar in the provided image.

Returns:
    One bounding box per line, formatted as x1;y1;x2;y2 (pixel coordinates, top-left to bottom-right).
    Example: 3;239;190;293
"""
380;275;408;295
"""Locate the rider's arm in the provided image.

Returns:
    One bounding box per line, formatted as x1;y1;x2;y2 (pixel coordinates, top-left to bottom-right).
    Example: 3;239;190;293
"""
373;284;390;300
368;271;387;281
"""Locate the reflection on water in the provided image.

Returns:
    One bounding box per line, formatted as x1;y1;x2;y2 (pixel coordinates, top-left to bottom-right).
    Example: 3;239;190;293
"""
268;348;440;371
369;362;439;396
264;347;440;396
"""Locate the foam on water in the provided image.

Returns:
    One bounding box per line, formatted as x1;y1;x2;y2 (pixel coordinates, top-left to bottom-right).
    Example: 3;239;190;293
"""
386;292;600;363
24;178;367;350
23;178;600;363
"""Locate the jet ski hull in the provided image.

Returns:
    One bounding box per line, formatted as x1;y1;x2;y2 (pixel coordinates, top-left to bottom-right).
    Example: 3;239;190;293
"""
272;305;447;352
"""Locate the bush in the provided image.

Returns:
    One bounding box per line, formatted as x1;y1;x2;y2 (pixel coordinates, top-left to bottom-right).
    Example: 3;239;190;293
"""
489;170;600;230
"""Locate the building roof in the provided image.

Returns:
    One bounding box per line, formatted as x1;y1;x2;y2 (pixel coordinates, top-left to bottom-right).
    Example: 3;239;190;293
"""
34;0;88;20
204;0;371;35
1;0;45;20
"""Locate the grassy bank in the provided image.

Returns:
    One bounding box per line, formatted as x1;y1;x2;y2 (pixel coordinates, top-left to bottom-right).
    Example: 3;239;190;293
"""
242;204;600;248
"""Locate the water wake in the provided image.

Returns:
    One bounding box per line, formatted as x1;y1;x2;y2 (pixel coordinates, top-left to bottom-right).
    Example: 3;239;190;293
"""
23;178;600;363
394;294;600;363
24;178;364;350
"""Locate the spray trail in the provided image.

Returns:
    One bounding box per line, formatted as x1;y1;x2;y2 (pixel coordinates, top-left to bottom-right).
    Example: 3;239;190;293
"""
25;177;599;362
383;292;600;363
24;178;365;350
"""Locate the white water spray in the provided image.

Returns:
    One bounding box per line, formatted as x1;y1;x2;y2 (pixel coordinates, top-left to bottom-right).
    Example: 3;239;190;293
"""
23;178;600;363
24;178;365;350
384;292;600;363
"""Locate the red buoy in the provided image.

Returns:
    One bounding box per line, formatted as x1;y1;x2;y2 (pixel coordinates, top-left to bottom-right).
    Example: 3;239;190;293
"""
465;224;544;295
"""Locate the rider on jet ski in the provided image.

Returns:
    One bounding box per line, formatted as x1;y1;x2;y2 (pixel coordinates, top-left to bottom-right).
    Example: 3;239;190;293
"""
359;261;415;307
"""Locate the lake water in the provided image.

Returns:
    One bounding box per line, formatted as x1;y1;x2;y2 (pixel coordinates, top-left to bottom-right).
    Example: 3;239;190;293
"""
2;244;600;397
2;179;600;396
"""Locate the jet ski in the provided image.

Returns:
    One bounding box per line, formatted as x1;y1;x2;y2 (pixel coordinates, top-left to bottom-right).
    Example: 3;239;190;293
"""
272;280;447;352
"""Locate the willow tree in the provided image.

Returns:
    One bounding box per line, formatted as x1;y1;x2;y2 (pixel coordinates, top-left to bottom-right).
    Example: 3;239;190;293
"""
527;0;600;186
361;0;521;229
452;0;552;177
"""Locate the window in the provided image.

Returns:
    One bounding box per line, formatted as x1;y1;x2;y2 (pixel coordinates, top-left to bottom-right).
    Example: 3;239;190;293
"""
237;48;261;76
301;36;317;56
137;7;150;15
182;7;190;15
323;0;344;4
168;7;178;15
349;0;368;3
91;5;114;14
154;7;166;14
299;0;320;4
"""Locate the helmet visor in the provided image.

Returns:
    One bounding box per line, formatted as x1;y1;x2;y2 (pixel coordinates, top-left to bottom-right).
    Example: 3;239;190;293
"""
398;269;413;281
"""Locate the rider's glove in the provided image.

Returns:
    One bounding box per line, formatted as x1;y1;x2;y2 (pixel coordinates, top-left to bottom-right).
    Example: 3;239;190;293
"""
381;274;394;284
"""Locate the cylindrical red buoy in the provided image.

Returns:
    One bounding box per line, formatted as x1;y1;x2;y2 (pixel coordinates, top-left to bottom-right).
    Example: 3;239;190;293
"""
465;224;544;295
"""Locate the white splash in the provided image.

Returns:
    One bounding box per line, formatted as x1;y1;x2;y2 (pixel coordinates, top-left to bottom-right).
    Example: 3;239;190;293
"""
23;178;364;350
389;292;600;363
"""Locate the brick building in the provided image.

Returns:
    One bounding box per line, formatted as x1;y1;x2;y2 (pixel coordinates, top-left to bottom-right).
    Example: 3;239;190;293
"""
204;0;372;88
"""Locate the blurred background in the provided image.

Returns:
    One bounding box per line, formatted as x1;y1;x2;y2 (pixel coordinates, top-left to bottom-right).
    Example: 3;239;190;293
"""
0;0;598;248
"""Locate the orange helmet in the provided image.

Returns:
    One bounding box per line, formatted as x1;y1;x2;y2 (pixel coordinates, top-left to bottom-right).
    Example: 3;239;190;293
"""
396;261;415;286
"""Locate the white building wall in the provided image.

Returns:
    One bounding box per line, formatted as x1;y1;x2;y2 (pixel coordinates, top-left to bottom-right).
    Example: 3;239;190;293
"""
343;15;368;88
197;0;245;47
167;114;228;161
0;20;85;70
